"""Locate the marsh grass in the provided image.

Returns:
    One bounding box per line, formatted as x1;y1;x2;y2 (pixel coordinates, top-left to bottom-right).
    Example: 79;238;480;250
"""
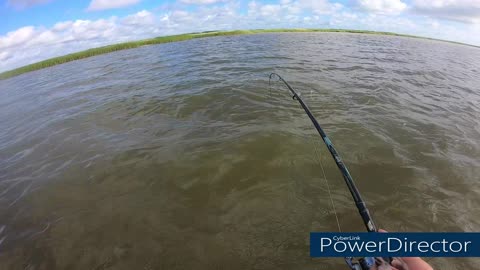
0;29;475;80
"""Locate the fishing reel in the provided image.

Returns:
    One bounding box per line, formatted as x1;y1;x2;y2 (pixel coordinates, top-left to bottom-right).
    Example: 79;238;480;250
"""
345;257;394;270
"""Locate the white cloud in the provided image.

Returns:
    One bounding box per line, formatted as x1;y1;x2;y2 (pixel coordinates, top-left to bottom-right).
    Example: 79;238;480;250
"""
180;0;225;4
248;2;283;17
297;0;343;15
87;0;141;11
0;10;160;72
7;0;51;9
413;0;480;24
122;10;156;25
1;26;36;48
357;0;407;15
352;13;416;32
247;0;342;18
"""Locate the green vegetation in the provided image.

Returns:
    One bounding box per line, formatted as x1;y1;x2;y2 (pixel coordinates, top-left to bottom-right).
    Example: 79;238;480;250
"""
0;29;476;80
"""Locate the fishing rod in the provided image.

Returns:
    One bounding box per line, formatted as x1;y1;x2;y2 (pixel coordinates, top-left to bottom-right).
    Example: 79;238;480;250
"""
268;73;392;270
269;73;376;232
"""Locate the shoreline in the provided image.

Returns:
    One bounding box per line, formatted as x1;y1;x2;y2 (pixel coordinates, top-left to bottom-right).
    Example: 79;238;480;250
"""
0;28;478;80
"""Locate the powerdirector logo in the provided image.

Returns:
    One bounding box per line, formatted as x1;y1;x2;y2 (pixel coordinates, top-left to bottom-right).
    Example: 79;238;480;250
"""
310;232;480;257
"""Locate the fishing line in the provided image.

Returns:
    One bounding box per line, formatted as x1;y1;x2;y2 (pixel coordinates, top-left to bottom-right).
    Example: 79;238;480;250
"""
269;74;342;232
304;92;342;232
298;86;343;232
312;130;342;232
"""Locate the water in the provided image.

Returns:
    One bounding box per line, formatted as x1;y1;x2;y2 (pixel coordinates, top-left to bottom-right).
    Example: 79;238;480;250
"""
0;33;479;269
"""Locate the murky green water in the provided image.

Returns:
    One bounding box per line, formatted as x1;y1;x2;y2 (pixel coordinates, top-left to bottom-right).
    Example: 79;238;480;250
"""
0;33;479;269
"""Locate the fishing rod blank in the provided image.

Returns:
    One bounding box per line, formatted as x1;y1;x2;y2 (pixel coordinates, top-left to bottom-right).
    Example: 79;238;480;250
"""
268;73;377;233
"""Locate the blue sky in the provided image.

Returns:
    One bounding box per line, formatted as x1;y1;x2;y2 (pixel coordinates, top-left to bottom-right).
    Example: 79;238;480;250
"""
1;0;480;72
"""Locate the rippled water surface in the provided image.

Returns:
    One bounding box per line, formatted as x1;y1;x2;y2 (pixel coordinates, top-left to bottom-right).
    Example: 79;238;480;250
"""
1;33;480;269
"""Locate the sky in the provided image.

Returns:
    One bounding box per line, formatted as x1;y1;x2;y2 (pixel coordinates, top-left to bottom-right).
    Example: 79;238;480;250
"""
1;0;480;72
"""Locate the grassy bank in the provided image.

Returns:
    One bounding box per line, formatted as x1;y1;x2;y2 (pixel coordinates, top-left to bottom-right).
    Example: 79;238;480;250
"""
0;29;475;80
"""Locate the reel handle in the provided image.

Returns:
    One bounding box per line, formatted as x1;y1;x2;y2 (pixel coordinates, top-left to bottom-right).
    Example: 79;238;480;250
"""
346;257;399;270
